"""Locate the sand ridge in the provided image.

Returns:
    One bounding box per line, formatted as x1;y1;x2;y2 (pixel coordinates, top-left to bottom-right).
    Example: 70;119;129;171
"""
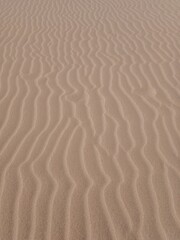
0;0;180;239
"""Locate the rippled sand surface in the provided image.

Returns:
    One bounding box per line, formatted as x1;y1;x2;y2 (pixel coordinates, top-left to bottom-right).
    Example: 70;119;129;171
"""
0;0;180;239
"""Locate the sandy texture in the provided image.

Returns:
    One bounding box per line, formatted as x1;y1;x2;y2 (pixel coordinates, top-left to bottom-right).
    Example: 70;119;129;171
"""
0;0;180;239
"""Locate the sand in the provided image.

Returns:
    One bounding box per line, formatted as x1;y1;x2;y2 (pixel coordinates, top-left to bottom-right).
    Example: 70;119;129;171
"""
0;0;180;239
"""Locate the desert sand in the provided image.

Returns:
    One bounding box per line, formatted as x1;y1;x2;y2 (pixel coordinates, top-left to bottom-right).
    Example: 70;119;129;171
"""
0;0;180;239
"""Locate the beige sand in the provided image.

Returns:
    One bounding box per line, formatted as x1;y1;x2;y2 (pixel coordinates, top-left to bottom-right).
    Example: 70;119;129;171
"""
0;0;180;239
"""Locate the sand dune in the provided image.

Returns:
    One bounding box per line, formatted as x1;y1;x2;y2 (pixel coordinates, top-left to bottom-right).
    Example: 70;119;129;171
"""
0;0;180;239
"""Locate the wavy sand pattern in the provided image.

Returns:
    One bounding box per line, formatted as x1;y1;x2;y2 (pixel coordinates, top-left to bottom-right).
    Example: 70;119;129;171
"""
0;0;180;239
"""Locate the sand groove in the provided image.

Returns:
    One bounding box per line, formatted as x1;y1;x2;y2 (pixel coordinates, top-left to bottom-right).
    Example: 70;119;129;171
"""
0;0;180;239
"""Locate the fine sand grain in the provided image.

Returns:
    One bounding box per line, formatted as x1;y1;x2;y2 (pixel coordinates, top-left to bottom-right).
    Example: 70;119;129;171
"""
0;0;180;239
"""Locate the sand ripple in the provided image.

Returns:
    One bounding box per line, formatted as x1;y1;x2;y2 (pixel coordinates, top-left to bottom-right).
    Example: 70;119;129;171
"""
0;0;180;239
